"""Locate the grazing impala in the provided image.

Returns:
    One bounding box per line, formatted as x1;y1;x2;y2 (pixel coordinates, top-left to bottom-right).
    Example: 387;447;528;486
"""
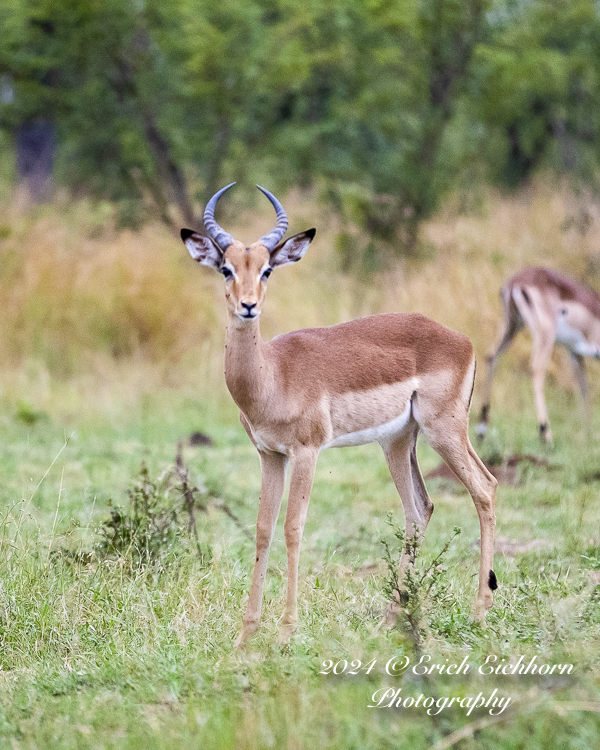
181;183;497;645
477;266;600;444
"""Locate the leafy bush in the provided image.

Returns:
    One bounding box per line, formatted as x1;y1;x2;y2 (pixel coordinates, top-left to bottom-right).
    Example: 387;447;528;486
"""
98;457;211;567
381;513;461;650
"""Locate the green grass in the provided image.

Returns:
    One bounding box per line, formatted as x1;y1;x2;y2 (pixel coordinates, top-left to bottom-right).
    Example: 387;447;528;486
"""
3;176;600;747
1;375;600;749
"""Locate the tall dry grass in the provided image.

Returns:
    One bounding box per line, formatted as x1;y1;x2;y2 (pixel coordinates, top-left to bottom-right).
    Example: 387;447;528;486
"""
1;178;599;418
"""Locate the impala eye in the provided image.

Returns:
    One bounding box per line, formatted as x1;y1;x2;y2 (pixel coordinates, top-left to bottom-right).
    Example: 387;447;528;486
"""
262;268;272;280
221;266;233;279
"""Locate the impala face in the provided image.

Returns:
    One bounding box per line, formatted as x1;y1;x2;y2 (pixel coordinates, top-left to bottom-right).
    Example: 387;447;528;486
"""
181;183;315;324
221;242;271;321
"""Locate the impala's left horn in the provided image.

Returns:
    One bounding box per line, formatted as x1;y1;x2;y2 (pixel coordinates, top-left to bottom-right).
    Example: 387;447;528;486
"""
256;185;288;250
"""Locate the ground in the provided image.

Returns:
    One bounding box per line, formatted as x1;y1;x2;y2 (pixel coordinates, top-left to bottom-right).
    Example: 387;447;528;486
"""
1;378;600;749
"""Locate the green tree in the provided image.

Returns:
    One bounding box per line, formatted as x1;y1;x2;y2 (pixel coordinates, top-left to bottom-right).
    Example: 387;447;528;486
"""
261;0;489;261
473;0;600;188
0;0;300;228
2;0;600;256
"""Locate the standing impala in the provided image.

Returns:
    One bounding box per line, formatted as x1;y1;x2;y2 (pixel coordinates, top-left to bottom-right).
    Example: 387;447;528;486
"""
181;183;497;645
477;267;600;444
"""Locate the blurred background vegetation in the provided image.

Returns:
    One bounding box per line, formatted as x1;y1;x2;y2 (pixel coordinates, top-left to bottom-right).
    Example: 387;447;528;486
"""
0;0;599;392
2;0;600;255
0;0;599;409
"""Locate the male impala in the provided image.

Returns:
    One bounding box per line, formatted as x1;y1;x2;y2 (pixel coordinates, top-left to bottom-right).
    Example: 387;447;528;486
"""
181;183;497;645
477;267;600;444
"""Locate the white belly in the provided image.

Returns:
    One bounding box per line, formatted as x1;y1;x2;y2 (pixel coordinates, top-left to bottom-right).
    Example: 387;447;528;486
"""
323;397;413;449
555;311;600;357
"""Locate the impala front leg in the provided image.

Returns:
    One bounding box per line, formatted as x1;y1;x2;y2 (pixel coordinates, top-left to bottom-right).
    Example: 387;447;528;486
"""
236;450;287;647
279;448;318;643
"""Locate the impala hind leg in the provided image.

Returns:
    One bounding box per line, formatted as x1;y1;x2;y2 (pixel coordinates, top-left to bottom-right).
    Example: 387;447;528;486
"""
380;423;433;622
477;291;522;440
278;448;318;643
236;450;287;647
570;351;591;422
382;423;433;570
568;352;593;441
511;286;557;443
420;415;497;620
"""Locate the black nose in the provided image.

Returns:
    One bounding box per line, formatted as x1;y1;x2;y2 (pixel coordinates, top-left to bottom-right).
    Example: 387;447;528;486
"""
241;302;256;314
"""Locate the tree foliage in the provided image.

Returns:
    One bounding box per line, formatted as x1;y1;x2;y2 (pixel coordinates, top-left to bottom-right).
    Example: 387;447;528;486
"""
473;0;600;188
1;0;600;253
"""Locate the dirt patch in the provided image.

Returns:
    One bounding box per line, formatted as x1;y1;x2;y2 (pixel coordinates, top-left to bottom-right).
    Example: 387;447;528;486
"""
425;453;553;487
580;471;600;483
189;431;213;446
470;536;551;556
352;563;386;579
494;536;551;556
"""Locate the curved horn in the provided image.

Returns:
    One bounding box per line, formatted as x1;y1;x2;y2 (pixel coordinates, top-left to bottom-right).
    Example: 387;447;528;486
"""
203;182;236;250
256;185;288;250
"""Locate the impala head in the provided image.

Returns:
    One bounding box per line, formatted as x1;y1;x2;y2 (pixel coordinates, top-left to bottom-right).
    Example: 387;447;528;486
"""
181;183;316;322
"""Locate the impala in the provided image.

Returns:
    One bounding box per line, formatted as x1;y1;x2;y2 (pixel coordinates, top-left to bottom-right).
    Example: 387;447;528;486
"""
477;266;600;444
181;183;497;645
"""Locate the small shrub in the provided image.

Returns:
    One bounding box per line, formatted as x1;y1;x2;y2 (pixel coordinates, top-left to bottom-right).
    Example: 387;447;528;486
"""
97;457;211;567
381;513;461;650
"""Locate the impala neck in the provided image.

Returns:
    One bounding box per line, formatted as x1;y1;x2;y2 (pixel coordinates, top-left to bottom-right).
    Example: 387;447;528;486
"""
224;313;270;416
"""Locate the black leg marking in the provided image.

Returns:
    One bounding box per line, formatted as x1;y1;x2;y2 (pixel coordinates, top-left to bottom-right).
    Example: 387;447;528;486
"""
468;360;476;409
479;404;490;424
488;570;498;591
539;423;548;437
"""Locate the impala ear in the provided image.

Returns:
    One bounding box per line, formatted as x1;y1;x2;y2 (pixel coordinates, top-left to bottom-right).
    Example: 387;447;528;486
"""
269;228;316;268
181;229;222;270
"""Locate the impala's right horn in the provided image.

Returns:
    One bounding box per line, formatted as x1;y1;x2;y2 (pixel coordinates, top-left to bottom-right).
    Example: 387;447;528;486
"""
204;182;236;250
256;185;288;251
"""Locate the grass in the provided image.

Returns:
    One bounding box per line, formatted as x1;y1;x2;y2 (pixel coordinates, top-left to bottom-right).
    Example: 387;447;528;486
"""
1;381;600;749
1;178;600;746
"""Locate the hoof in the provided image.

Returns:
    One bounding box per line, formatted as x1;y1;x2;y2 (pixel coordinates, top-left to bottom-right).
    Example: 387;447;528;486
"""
277;622;297;644
473;597;493;624
539;423;554;446
234;623;259;647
